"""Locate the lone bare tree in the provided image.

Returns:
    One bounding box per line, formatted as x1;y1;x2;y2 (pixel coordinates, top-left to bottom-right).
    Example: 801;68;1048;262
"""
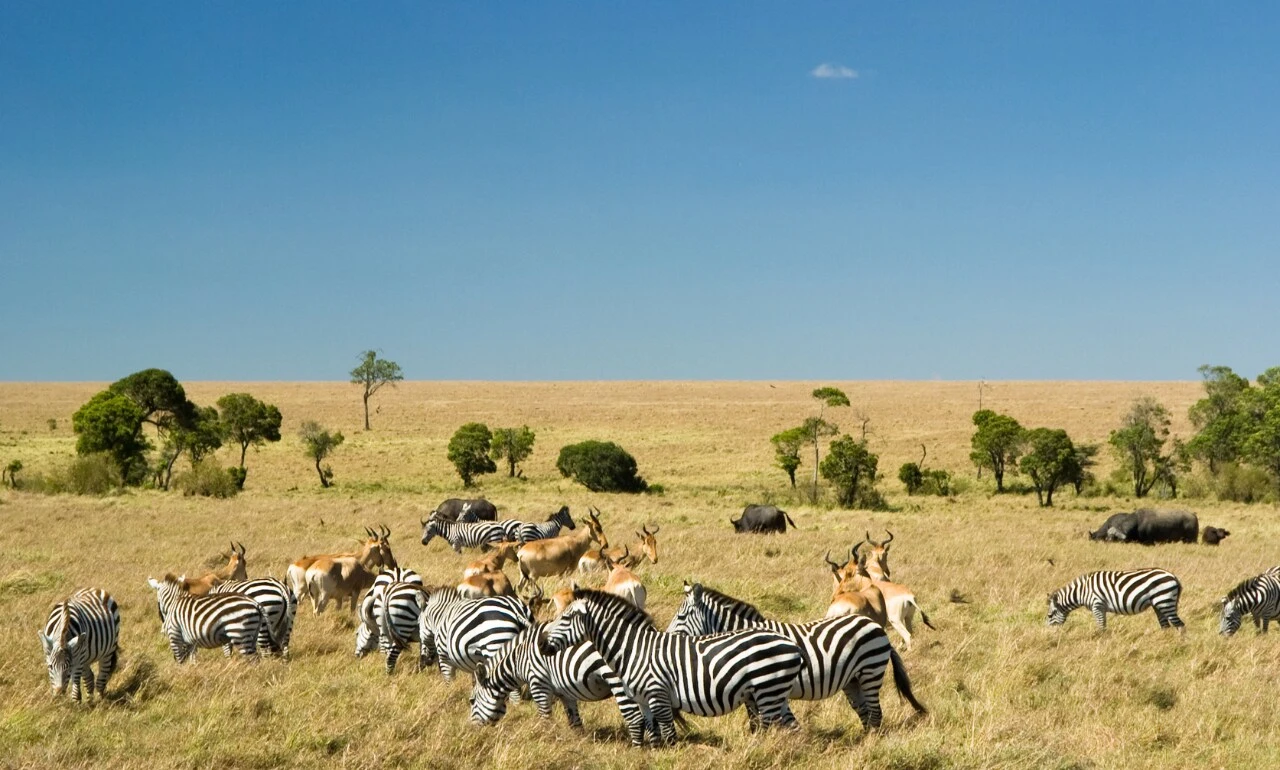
350;350;404;430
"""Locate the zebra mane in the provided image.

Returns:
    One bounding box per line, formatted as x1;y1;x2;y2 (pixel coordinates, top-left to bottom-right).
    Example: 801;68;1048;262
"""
694;585;767;622
1225;573;1269;603
57;601;72;643
572;588;656;630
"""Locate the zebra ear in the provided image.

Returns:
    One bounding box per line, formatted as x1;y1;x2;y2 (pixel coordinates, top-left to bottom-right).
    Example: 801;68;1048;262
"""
39;632;53;653
682;581;692;594
66;636;81;652
689;583;702;601
148;578;161;591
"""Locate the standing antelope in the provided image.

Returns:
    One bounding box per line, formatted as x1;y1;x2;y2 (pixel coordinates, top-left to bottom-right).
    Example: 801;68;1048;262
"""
40;588;120;702
578;525;659;573
853;533;935;649
823;552;888;627
178;541;248;596
516;509;604;590
303;526;396;613
289;530;382;604
601;547;647;610
463;542;520;580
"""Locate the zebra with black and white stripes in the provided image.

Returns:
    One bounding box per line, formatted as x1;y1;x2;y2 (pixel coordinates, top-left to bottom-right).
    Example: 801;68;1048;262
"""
374;581;428;674
666;583;925;730
470;622;641;730
512;506;576;544
1220;570;1280;635
420;518;509;553
1047;568;1185;630
417;585;534;681
543;588;805;746
212;577;296;657
148;574;273;662
40;588;120;702
356;567;422;660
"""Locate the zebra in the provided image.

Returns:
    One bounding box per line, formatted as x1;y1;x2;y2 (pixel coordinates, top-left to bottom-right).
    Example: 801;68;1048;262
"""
416;585;534;681
470;622;642;731
420;518;509;553
356;567;422;659
212;577;297;657
40;588;120;702
1047;568;1185;630
543;588;805;747
1220;571;1280;636
374;581;428;674
512;506;577;544
666;583;926;731
148;574;273;661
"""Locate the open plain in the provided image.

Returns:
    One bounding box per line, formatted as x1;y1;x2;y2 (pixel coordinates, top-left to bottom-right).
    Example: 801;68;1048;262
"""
2;380;1277;769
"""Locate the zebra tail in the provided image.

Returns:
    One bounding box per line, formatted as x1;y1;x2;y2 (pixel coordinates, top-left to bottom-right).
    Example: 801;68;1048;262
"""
255;601;278;653
889;648;927;714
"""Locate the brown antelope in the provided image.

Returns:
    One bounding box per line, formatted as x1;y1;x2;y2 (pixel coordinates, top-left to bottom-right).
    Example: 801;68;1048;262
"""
462;542;521;580
601;546;647;610
179;542;248;597
521;583;554;619
854;533;935;648
822;551;888;626
288;530;381;606
516;508;604;590
457;569;516;599
550;586;576;615
303;527;397;613
577;525;659;573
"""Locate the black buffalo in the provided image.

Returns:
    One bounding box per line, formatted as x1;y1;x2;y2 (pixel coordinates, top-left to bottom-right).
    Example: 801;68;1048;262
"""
1202;525;1231;546
1089;509;1198;545
431;498;498;522
730;505;796;534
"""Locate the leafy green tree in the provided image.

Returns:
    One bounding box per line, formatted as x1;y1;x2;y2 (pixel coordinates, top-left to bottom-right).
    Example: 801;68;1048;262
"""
1244;371;1280;490
299;420;344;488
556;440;648;493
490;425;536;478
1109;397;1176;498
898;462;924;494
819;434;881;508
156;405;224;490
1065;443;1100;494
350;350;404;430
448;422;497;487
217;393;283;488
802;386;850;496
1019;428;1077;506
770;427;806;487
969;410;1024;492
1186;365;1254;473
109;368;198;433
73;391;151;484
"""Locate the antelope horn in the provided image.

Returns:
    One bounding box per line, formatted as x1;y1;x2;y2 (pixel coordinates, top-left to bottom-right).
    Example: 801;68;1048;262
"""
650;525;659;535
864;530;879;548
851;542;863;562
882;529;894;545
824;551;843;572
381;524;390;538
365;527;376;538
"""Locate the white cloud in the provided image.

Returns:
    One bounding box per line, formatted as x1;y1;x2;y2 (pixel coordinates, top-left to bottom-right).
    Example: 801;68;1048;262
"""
810;63;858;80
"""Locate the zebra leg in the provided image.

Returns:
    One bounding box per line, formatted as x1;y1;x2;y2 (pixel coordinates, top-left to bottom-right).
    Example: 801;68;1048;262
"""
96;648;118;697
744;693;762;732
385;647;401;675
561;696;584;730
69;661;83;702
1091;601;1107;630
601;673;646;746
647;689;678;746
845;676;884;729
530;682;555;720
223;642;234;659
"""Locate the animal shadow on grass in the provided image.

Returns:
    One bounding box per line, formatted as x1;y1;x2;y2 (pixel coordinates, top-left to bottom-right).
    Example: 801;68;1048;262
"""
586;724;727;749
103;656;168;706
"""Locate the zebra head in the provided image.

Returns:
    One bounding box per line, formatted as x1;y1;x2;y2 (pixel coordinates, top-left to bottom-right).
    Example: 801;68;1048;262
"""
1046;592;1068;626
1219;597;1244;636
550;505;575;531
40;605;77;694
148;575;184;626
420;519;443;546
665;582;715;636
541;602;591;655
470;638;523;725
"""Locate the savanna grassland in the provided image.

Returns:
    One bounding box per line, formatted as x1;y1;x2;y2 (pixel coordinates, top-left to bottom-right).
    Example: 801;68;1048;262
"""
1;380;1278;770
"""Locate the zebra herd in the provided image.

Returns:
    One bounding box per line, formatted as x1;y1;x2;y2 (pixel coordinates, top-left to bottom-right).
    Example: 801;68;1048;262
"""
36;516;1280;749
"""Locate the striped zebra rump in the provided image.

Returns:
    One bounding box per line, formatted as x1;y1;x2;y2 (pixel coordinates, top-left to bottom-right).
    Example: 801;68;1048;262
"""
355;568;423;660
377;581;426;674
40;588;121;702
1048;568;1184;630
213;578;295;656
1220;571;1280;635
419;589;533;681
149;576;269;662
515;507;576;544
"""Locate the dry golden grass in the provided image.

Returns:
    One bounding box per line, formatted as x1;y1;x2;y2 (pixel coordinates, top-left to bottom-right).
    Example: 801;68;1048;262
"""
1;380;1277;769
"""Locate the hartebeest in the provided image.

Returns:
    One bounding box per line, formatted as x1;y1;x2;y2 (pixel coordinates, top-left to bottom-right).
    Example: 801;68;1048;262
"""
854;532;935;648
463;542;521;580
822;551;888;627
458;569;517;599
179;542;248;597
302;527;397;614
577;525;659;573
601;546;647;610
516;509;604;590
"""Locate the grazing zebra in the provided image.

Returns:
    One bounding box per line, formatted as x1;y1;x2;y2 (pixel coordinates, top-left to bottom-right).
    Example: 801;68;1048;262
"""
471;623;641;731
148;574;272;661
666;583;925;730
1047;568;1185;630
356;567;422;660
212;577;296;657
374;581;428;674
40;588;120;702
512;506;576;544
416;585;534;681
543;588;805;747
420;518;509;553
1220;571;1280;636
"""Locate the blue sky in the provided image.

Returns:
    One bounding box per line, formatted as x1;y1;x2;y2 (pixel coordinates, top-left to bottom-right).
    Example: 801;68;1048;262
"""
2;2;1277;381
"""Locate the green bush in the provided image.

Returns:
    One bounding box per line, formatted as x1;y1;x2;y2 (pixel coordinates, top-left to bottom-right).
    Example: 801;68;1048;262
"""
174;459;240;498
24;454;122;496
556;441;648;493
1213;462;1274;503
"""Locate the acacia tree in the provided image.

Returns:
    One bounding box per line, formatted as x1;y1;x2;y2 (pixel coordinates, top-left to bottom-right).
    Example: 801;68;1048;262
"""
299;420;344;488
350;350;404;430
806;387;850;496
819;434;880;508
969;410;1024;492
490;426;536;477
217;393;283;488
72;391;150;484
1109;397;1176;498
448;423;496;487
770;427;806;487
1019;428;1077;507
155;405;223;490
